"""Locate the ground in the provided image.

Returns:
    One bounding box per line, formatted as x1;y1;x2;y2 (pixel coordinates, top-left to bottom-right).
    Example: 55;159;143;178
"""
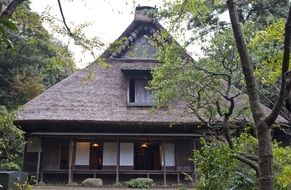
32;185;190;190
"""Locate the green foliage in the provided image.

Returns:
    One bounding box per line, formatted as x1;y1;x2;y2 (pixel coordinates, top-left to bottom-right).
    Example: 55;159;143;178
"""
273;144;291;189
158;0;290;115
0;3;76;109
179;187;188;190
15;181;32;190
0;107;24;170
42;7;104;60
125;178;152;188
0;162;20;171
150;37;249;124
192;139;241;190
0;18;18;47
250;19;287;85
193;134;291;190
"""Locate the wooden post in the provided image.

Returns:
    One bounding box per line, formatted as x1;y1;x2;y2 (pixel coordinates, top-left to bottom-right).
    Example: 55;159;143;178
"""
36;137;42;184
68;139;74;184
115;139;120;185
193;139;197;185
36;149;41;183
162;141;166;186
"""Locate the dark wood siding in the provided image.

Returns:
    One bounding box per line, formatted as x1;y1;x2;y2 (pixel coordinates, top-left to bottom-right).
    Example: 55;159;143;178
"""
175;141;193;172
23;152;38;172
42;139;60;170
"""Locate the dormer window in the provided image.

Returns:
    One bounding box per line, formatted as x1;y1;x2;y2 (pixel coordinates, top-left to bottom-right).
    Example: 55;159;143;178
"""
122;69;154;106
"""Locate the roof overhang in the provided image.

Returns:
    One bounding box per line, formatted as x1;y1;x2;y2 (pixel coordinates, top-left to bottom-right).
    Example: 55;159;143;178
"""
121;69;151;75
14;119;205;134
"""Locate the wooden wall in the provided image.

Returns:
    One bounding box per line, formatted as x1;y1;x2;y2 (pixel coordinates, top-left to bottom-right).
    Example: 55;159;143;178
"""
23;152;38;172
42;139;69;171
175;140;193;172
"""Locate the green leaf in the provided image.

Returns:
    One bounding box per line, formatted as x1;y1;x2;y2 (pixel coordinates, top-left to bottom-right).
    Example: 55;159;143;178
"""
0;18;18;31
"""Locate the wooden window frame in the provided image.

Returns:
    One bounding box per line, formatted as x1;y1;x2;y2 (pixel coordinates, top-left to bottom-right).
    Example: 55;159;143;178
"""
126;74;155;107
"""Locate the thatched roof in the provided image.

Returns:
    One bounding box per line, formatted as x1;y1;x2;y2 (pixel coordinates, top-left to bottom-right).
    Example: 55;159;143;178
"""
15;59;202;126
14;6;287;132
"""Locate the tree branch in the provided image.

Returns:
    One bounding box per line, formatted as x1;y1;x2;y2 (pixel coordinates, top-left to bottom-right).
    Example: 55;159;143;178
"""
265;5;291;126
235;155;259;176
227;0;265;126
57;0;73;37
245;155;259;162
0;0;25;18
222;121;259;175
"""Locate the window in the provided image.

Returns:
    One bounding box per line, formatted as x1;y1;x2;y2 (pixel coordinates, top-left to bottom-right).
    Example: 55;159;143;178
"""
122;69;154;106
128;78;153;105
75;142;90;166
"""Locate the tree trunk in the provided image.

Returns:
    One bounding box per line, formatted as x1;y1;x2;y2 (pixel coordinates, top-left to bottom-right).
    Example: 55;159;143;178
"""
227;0;274;189
0;0;25;18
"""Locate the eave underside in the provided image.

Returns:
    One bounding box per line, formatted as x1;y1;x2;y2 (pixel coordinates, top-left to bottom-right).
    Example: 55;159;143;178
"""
15;120;208;135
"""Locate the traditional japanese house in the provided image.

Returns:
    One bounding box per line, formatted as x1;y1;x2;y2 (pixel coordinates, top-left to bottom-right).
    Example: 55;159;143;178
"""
14;6;288;185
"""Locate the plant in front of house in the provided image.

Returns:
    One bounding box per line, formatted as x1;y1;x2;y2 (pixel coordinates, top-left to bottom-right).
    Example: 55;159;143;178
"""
15;181;32;190
192;132;291;190
0;107;24;170
125;178;153;188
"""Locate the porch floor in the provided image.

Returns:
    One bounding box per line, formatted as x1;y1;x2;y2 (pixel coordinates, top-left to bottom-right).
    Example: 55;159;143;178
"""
33;185;195;190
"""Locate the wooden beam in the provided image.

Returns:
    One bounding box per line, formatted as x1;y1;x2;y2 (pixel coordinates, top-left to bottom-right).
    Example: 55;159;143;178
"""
68;139;74;184
30;132;202;137
116;139;120;185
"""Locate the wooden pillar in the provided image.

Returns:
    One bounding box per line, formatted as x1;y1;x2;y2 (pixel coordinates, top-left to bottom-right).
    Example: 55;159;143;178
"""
162;141;166;186
177;173;180;185
193;139;197;185
115;139;120;185
36;149;41;183
68;139;74;184
36;137;42;184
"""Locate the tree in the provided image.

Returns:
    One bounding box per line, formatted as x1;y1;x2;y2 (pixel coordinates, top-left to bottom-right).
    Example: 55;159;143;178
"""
0;2;77;170
151;0;291;189
193;133;291;189
0;107;24;170
0;3;76;109
0;0;104;59
227;1;291;189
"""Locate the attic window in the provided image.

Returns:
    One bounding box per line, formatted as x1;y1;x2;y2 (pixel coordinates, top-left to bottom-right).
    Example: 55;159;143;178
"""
122;69;154;106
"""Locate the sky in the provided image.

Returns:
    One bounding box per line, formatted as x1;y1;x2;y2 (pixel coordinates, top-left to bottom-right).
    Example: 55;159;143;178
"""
30;0;165;68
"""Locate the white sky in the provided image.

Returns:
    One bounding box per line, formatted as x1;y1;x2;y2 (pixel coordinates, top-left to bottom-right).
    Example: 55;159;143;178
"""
30;0;165;68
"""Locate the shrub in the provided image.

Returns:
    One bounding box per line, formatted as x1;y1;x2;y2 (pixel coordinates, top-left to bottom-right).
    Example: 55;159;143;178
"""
194;134;291;190
0;108;24;169
15;181;32;190
0;162;20;171
179;187;188;190
125;178;153;188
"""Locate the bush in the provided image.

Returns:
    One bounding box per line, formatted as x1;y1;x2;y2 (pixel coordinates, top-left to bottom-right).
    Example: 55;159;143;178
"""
193;138;240;190
15;181;32;190
125;178;153;188
194;134;291;190
0;162;20;171
0;108;24;170
179;187;188;190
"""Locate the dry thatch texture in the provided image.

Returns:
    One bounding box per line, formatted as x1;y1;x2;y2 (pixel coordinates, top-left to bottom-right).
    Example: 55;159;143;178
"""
15;58;286;130
15;59;200;125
